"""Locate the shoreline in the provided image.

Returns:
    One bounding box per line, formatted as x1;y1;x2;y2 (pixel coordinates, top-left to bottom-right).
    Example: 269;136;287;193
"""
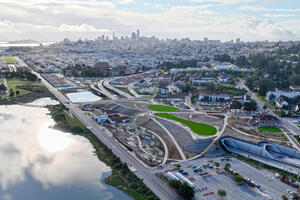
47;104;159;200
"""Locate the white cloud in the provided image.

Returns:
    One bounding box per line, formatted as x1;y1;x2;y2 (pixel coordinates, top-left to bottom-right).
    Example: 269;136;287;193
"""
189;0;256;4
117;0;134;4
0;0;299;41
58;24;110;32
240;5;300;12
265;13;295;18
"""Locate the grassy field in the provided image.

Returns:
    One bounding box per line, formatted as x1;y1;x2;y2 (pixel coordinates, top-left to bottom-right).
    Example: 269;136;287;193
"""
6;78;43;96
155;113;217;135
4;57;18;64
148;104;180;112
258;126;281;133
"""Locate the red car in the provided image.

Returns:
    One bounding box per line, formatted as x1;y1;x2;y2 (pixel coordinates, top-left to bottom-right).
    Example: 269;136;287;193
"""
203;192;214;196
201;187;207;191
188;177;195;181
202;174;212;178
164;169;171;173
216;170;223;174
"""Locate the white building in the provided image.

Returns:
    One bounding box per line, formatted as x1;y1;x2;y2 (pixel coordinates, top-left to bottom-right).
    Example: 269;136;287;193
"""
169;67;210;75
266;91;300;101
198;93;230;102
213;63;240;71
152;93;186;102
92;109;108;123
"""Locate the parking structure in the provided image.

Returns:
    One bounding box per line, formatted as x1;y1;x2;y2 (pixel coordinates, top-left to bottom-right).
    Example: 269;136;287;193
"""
156;156;295;200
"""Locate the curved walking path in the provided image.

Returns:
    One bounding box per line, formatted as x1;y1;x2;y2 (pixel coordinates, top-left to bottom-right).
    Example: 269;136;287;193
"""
137;128;169;166
151;117;187;160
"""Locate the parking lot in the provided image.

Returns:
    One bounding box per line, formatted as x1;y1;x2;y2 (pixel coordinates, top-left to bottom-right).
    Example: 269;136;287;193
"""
155;156;296;200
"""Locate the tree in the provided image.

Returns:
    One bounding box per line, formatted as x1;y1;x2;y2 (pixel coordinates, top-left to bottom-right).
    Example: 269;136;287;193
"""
235;55;249;66
9;89;14;97
269;94;276;101
217;189;227;199
174;164;181;170
24;71;38;82
170;180;195;200
224;163;231;171
0;83;7;92
233;174;244;184
231;100;242;109
243;101;257;111
257;79;276;96
214;162;220;168
214;54;233;63
289;74;300;86
282;195;288;200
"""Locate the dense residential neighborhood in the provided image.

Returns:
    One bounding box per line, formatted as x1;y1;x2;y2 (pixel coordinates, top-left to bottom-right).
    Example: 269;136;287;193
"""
1;32;300;200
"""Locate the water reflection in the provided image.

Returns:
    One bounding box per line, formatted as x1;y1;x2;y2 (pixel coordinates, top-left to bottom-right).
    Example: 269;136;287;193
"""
66;91;101;103
0;105;131;200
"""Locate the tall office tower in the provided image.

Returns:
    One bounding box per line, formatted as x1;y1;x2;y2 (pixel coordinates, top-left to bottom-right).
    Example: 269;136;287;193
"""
204;37;208;43
236;38;241;43
132;32;137;40
137;29;140;38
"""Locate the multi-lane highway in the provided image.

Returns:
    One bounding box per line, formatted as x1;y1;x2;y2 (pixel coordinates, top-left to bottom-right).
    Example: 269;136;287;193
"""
25;65;181;200
103;79;134;99
95;80;118;100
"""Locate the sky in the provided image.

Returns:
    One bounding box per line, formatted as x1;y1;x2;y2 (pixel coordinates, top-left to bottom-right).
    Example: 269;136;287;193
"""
0;0;300;42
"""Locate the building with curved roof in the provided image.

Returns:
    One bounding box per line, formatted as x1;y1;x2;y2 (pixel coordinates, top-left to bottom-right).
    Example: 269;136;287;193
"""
220;137;300;169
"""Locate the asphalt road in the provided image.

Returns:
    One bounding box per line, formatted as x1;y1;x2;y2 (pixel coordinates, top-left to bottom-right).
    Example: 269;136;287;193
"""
96;79;118;100
26;67;181;200
238;80;300;149
103;79;134;99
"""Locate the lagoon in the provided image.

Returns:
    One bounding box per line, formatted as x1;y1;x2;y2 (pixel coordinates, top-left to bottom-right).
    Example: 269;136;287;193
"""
0;105;131;200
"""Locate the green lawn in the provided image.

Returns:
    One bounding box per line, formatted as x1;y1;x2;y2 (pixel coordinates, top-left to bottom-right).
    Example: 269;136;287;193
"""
4;57;17;64
6;78;43;96
155;113;217;135
148;104;180;112
258;126;281;133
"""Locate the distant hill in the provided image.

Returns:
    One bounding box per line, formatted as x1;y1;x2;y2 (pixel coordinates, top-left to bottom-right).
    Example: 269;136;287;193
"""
8;39;40;44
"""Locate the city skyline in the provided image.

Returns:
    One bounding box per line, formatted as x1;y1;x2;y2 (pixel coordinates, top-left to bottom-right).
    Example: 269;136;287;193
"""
0;0;300;42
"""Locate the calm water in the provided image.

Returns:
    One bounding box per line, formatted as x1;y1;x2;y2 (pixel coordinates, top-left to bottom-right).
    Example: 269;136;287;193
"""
66;91;101;103
0;105;132;200
0;42;55;47
28;97;60;106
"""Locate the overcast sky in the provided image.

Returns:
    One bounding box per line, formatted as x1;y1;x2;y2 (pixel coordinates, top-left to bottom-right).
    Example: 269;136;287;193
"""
0;0;299;42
